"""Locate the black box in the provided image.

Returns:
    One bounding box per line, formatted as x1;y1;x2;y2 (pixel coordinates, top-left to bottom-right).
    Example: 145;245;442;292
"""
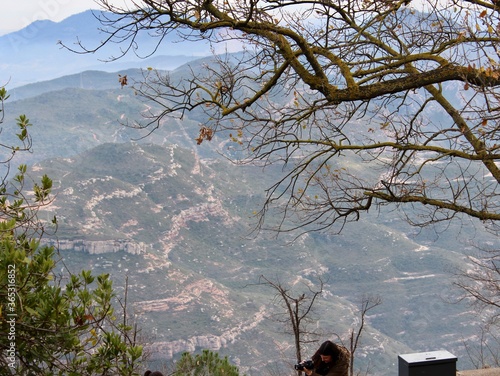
398;350;457;376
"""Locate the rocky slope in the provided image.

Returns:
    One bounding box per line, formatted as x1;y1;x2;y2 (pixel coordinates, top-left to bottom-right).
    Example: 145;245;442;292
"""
29;140;491;375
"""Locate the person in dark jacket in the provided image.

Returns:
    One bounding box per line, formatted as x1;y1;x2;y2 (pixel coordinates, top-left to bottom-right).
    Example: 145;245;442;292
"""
144;371;164;376
303;340;350;376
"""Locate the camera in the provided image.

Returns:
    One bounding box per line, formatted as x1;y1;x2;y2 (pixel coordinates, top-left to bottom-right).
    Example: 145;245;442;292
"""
294;359;314;371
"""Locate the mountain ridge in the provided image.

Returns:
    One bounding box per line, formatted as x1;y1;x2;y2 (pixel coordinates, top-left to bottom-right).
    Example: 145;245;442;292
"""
0;10;214;88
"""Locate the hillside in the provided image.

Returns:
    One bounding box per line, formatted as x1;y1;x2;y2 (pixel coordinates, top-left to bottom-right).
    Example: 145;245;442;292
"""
2;67;226;167
32;141;471;374
24;137;489;375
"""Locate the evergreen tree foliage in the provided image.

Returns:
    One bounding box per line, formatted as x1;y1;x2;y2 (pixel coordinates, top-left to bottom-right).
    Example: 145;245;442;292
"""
174;350;241;376
0;87;143;375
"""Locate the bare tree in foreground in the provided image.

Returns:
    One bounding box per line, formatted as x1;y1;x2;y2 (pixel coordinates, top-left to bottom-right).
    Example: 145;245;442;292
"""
67;0;500;236
348;296;382;376
258;275;324;370
455;245;500;368
258;276;381;375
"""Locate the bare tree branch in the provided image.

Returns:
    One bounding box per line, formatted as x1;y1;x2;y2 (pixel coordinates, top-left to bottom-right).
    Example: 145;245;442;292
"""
66;0;500;235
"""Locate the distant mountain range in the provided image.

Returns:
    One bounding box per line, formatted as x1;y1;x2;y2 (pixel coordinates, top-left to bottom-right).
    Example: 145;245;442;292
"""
1;10;496;376
0;10;224;88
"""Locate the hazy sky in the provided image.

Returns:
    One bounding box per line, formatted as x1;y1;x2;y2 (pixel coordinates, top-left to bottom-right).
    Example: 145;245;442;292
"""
0;0;438;35
0;0;124;35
